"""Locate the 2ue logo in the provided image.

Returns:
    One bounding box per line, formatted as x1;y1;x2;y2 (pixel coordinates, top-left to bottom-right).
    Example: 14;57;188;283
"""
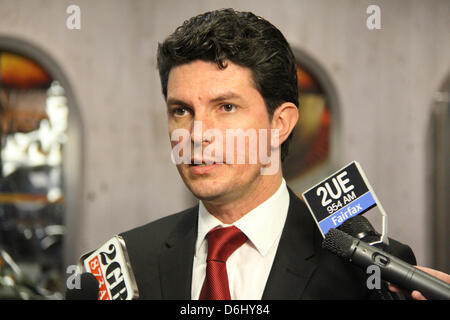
302;161;379;237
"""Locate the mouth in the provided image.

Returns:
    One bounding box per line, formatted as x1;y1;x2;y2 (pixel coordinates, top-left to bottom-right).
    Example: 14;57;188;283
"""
190;158;222;166
188;160;223;174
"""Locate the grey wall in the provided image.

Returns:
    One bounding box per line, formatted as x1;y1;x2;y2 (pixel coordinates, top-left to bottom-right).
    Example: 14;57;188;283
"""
0;0;448;269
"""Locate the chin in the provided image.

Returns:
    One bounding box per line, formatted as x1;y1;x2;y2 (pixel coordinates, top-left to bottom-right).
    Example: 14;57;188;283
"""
178;164;263;201
187;181;228;201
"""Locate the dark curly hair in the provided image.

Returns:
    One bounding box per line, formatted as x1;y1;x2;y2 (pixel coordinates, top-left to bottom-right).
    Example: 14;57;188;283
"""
157;8;299;161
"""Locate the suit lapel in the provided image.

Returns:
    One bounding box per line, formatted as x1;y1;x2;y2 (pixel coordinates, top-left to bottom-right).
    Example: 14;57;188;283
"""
157;188;319;300
262;188;318;299
159;205;198;299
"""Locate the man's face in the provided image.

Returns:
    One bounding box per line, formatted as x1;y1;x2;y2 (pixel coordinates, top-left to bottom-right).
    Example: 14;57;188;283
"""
166;60;276;204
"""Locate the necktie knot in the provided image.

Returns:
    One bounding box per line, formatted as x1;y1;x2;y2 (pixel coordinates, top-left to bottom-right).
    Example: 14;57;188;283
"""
206;226;248;262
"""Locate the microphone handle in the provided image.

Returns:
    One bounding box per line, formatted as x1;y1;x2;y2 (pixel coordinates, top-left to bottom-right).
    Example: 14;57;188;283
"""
349;239;450;300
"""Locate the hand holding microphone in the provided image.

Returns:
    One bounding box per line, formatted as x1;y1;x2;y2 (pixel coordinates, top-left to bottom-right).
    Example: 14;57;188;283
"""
322;228;450;300
388;266;450;300
303;161;450;300
337;215;449;300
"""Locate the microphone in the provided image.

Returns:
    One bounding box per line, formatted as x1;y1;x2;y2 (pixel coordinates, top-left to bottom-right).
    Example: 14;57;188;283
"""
337;215;418;299
78;235;139;300
338;215;378;242
65;272;99;300
337;215;416;264
322;228;450;300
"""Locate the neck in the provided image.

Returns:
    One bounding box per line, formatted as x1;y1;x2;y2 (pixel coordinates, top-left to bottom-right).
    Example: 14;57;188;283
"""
202;172;283;224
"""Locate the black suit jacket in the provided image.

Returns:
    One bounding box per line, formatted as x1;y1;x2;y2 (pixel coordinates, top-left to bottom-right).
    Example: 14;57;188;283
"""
120;188;416;299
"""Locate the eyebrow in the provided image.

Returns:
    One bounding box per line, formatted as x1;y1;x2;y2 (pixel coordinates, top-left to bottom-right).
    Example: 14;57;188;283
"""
209;92;242;103
166;98;191;109
166;91;242;108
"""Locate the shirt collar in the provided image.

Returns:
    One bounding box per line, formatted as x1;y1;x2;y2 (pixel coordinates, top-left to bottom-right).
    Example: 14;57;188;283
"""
195;179;290;257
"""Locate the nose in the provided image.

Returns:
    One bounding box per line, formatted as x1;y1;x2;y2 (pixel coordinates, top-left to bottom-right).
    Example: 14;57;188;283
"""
191;120;204;145
190;111;216;145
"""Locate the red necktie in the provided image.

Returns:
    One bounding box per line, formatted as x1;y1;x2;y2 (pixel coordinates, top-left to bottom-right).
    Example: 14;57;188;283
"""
199;226;248;300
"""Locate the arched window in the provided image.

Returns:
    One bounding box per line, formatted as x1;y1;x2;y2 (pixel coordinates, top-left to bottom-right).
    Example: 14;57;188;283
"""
428;74;450;272
0;38;82;299
283;49;340;194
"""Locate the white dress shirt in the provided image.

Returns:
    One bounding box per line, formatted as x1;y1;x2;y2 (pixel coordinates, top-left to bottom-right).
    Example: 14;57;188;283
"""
191;179;290;300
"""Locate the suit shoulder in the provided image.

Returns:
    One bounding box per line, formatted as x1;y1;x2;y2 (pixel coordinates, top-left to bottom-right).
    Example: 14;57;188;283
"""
120;205;198;245
386;237;417;265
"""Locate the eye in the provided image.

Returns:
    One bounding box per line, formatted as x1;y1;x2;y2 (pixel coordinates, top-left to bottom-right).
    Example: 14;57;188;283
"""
222;104;236;113
172;107;191;117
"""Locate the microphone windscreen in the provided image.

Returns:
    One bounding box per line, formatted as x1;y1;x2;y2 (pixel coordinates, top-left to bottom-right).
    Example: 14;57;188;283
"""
65;272;99;300
338;215;375;238
322;228;354;260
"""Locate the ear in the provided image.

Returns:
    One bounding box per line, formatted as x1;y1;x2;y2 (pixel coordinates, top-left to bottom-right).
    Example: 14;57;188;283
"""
270;102;299;145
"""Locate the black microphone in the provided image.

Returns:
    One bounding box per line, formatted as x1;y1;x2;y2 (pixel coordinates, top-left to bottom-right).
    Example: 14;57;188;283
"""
322;228;450;300
337;215;418;299
338;215;416;264
66;272;99;300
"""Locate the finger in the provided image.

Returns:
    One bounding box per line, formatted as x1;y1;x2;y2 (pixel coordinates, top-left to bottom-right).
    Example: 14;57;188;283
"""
414;266;450;283
388;283;401;292
411;290;427;300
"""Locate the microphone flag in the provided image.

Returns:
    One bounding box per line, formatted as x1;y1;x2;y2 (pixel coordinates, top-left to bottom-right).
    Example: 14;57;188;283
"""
80;236;139;300
302;161;388;245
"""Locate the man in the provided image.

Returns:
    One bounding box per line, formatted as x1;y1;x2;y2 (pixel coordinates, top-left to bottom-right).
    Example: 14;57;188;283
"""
120;8;416;300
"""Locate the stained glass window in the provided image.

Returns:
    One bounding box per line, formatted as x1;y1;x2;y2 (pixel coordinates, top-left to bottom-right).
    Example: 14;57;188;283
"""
283;62;333;184
0;51;68;299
